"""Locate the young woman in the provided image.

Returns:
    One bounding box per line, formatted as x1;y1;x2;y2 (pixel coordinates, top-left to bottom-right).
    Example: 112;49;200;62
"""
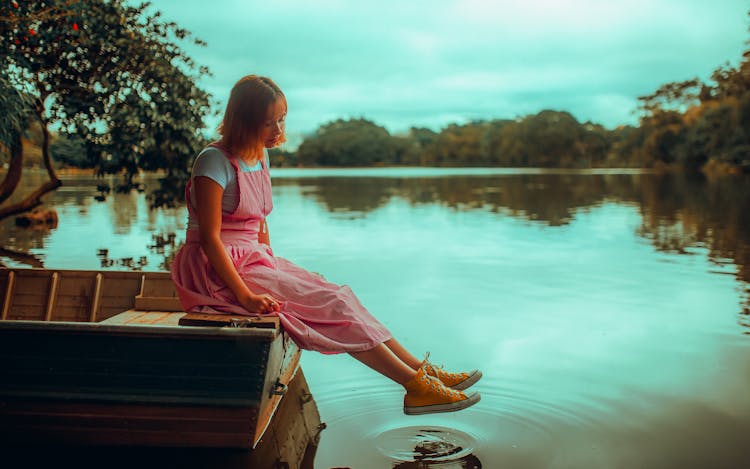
171;75;481;415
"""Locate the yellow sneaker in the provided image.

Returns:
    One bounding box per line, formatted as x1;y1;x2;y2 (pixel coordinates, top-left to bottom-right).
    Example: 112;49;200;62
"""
403;366;480;415
421;353;482;391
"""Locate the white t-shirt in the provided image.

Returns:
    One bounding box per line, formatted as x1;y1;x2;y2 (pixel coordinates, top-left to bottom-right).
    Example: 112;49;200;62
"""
186;146;268;230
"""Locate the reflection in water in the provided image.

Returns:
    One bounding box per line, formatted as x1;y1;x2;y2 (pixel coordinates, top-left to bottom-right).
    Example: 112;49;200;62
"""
1;168;749;467
0;246;44;267
374;426;481;468
272;171;750;313
0;171;185;271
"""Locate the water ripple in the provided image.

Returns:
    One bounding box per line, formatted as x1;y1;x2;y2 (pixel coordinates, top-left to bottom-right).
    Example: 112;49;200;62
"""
311;372;614;449
371;425;479;466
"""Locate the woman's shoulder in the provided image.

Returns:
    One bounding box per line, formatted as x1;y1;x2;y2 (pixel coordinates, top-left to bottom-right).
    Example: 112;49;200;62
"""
195;145;235;166
191;145;236;187
197;144;229;160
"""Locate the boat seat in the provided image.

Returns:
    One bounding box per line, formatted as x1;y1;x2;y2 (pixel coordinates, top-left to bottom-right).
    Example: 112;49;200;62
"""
98;310;185;326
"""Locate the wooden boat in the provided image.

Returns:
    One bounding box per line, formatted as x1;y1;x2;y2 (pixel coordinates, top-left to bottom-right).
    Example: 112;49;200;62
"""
0;267;317;454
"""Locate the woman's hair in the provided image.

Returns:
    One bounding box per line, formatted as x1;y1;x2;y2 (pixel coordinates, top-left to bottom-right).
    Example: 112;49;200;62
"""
217;75;287;151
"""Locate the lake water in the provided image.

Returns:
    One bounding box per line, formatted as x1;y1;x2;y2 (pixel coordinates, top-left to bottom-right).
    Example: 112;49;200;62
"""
1;168;749;468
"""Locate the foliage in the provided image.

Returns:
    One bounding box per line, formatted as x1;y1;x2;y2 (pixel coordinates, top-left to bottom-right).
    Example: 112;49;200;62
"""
49;132;90;168
621;9;750;171
0;0;212;214
297;118;396;166
0;70;33;150
296;112;618;168
268;147;299;167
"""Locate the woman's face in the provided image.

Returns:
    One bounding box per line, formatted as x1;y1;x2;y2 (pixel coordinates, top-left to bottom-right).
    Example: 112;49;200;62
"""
260;98;287;148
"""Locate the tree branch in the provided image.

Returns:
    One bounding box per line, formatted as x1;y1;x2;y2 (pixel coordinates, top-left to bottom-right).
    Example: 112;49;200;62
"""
0;130;23;204
0;178;61;221
0;98;64;222
39;112;60;183
0;0;80;25
0;247;44;268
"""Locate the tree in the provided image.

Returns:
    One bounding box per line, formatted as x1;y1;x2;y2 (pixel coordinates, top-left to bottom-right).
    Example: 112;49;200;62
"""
422;121;488;166
0;0;212;220
0;70;33;204
479;119;513;165
396;127;438;165
637;79;703;117
296;118;396;166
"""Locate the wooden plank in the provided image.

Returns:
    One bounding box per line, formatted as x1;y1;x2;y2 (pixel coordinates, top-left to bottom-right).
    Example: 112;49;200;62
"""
6;295;46;320
0;369;321;450
256;369;323;466
179;312;279;329
98;305;136;322
0;323;271;407
0;269;8;298
0;369;322;469
12;272;52;295
0;424;255;448
97;274;142;321
1;270;15;320
1;405;255;434
44;272;59;321
9;270;51;321
138;273;146;295
133;296;184;312
253;336;301;448
98;310;149;325
100;311;185;326
141;275;178;297
42;271;97;322
133;273;182;311
89;272;103;322
0;399;256;420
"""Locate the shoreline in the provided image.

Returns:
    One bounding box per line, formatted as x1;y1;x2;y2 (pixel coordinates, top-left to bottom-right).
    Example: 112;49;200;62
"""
2;163;746;178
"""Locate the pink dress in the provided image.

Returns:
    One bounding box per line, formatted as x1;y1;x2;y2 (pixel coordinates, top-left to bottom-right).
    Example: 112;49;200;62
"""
170;144;392;354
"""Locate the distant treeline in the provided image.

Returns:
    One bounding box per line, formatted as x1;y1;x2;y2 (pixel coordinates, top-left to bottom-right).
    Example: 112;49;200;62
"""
273;113;621;168
269;14;750;172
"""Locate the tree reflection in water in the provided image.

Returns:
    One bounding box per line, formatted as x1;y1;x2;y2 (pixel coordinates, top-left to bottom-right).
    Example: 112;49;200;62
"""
275;172;750;318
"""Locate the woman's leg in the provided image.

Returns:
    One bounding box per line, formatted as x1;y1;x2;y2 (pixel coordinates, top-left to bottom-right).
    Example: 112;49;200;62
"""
384;338;423;370
352;342;481;415
350;343;417;385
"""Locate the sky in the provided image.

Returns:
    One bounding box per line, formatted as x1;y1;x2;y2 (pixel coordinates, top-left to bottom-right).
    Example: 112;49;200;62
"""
153;0;749;146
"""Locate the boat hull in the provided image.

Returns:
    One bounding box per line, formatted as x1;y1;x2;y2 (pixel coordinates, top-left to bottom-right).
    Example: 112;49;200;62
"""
0;268;304;449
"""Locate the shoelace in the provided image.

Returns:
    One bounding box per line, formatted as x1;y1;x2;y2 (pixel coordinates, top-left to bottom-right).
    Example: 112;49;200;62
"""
421;352;467;381
430;365;466;380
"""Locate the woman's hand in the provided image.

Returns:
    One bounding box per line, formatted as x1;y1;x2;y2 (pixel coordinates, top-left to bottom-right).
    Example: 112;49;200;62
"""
238;291;282;315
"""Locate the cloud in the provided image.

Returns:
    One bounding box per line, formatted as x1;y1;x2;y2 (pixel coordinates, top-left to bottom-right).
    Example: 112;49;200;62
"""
153;0;749;140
